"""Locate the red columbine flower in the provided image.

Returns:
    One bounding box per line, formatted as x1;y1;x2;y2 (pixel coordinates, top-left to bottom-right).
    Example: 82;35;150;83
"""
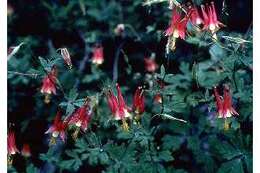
133;86;145;115
154;93;162;104
45;111;68;145
92;46;104;65
144;56;158;73
165;7;189;39
60;48;72;69
21;144;31;157
8;131;19;156
67;102;92;139
188;6;203;25
41;66;57;103
201;2;224;33
7;131;19;165
213;86;239;119
106;84;132;131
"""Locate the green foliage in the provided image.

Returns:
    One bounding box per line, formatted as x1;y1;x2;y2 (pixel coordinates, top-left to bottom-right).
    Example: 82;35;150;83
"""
8;0;252;172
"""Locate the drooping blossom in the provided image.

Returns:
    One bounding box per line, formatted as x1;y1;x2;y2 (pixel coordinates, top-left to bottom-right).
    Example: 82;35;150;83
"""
154;93;162;104
213;86;239;119
188;5;203;25
92;46;104;65
7;130;19;165
45;111;68;144
66;101;92;139
144;55;158;73
41;66;57;95
7;131;19;156
60;48;72;69
106;84;132;130
201;2;224;33
165;7;189;39
114;24;125;36
21;144;31;157
133;86;145;115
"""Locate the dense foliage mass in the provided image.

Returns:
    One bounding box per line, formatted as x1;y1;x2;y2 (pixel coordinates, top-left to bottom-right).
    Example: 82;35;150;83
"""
7;0;252;172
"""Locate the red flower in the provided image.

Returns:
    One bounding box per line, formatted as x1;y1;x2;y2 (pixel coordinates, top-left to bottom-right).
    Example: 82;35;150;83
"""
21;144;31;157
133;87;145;115
144;57;158;73
165;7;189;39
7;131;19;156
106;83;132;120
213;86;239;118
60;48;72;69
45;111;68;143
67;104;92;132
41;66;57;95
201;2;224;33
92;46;104;65
188;6;203;25
154;93;162;104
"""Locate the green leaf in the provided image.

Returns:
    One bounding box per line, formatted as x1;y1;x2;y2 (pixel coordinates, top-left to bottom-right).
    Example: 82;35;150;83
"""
217;158;244;173
157;150;174;162
38;56;51;71
160;65;165;78
162;135;183;151
26;164;39;173
99;152;110;165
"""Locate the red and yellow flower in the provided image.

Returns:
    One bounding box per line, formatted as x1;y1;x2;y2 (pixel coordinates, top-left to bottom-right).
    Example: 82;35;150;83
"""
92;46;104;65
66;102;92;139
45;111;68;145
201;2;224;34
133;86;145;116
106;84;132;130
213;86;239;119
7;130;19;165
41;66;57;103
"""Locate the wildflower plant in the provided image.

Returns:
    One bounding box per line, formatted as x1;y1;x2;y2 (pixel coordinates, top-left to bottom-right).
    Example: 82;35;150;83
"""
7;0;252;173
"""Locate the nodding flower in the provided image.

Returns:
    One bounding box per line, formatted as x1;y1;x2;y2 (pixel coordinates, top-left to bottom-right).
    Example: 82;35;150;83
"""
188;5;203;25
133;86;145;115
66;101;92;139
8;131;19;156
114;24;125;36
92;46;104;65
154;93;162;104
41;66;57;103
8;130;19;165
106;84;132;131
21;144;31;157
165;7;189;39
144;56;158;73
213;86;239;119
60;48;72;69
201;2;224;33
45;111;68;145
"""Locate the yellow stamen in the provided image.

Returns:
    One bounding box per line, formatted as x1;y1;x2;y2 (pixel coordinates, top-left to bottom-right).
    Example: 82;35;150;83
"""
49;136;56;145
224;119;230;131
72;128;80;141
122;119;129;131
44;94;51;104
